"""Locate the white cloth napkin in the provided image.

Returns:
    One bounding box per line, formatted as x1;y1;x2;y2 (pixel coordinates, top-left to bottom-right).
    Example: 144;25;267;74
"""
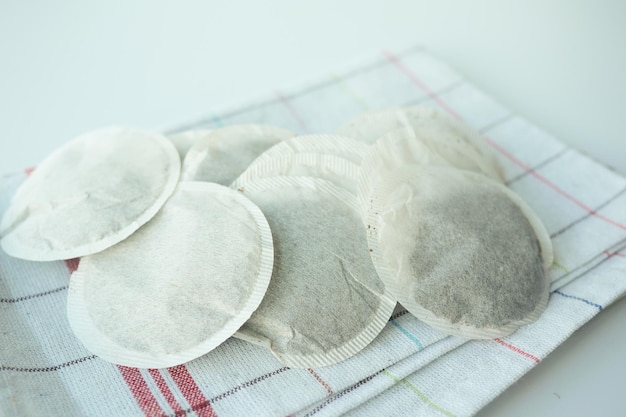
1;47;625;417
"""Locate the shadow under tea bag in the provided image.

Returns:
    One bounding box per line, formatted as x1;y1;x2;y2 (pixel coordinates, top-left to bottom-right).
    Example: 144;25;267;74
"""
0;127;180;261
233;176;396;368
67;182;273;368
168;129;212;160
365;166;553;339
180;125;294;184
339;106;503;181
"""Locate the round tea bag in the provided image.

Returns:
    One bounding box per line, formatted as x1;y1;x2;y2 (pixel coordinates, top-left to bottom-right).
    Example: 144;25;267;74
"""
253;134;369;165
67;182;273;368
180;125;294;184
232;152;359;193
366;166;553;339
339;106;503;181
168;129;212;160
233;176;396;368
0;127;180;261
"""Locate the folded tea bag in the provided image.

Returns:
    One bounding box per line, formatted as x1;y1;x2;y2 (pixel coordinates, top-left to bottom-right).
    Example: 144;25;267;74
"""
232;152;359;193
0;127;180;261
339;106;503;181
67;182;273;368
168;129;212;160
234;176;396;368
252;134;369;165
180;125;294;184
364;166;553;339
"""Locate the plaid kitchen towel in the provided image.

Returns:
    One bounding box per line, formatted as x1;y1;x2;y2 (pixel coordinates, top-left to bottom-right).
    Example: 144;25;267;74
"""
1;47;625;417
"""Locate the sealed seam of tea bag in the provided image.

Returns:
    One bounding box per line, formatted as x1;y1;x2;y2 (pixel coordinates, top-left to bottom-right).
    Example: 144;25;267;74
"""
181;124;294;185
233;176;396;368
232;152;359;193
67;182;273;368
339;106;504;181
253;134;370;165
168;129;212;160
0;127;180;261
365;166;553;339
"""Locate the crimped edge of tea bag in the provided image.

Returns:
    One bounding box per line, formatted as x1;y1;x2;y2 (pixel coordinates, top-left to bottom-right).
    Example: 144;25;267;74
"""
232;152;360;193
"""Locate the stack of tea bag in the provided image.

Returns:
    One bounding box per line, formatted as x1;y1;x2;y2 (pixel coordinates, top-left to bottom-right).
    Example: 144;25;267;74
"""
0;107;552;369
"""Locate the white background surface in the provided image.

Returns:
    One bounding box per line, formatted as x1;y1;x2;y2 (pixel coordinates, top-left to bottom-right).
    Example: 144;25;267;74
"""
1;1;625;416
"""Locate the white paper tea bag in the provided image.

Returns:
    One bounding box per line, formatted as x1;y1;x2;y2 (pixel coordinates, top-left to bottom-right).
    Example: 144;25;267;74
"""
339;106;503;181
180;125;294;184
67;182;273;368
365;166;553;339
232;152;359;193
233;176;396;368
168;129;212;160
0;127;180;261
252;134;369;165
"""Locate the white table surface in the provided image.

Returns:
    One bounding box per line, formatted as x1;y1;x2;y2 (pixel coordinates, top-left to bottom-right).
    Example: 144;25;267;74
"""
1;1;625;416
